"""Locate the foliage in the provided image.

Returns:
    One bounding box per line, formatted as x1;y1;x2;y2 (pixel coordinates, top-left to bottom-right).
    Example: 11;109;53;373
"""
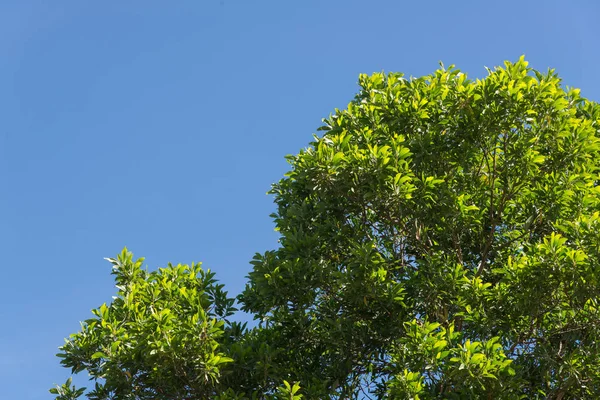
53;57;600;399
56;250;238;398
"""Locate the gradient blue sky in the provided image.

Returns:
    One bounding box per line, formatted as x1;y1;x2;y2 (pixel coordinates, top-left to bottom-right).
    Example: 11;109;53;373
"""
1;1;599;398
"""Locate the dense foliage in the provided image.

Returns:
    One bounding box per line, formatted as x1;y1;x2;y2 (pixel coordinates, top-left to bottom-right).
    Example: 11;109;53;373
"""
53;58;600;399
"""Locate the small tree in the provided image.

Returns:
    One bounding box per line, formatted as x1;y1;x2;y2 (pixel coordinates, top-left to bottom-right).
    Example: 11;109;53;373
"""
53;58;600;399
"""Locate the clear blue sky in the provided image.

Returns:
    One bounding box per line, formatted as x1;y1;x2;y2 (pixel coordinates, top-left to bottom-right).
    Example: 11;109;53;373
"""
1;1;599;398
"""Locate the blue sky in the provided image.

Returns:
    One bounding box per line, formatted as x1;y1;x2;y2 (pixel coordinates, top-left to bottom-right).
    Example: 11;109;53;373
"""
1;1;599;398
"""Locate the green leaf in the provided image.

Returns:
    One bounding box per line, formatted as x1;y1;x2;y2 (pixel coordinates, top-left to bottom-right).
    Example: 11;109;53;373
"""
91;352;106;360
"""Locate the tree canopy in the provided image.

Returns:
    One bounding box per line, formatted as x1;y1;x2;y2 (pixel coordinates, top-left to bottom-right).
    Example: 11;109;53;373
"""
52;57;600;399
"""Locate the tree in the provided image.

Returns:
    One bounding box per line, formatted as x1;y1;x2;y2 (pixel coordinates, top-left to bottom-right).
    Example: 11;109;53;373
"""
52;57;600;399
